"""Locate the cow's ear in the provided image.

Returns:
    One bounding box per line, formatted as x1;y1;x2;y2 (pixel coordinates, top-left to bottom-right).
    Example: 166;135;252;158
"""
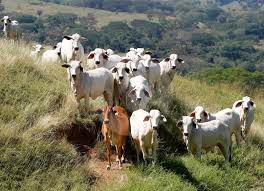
8;18;11;23
165;57;170;62
250;101;256;108
204;111;209;120
61;64;70;68
143;115;151;122
1;19;4;22
128;89;136;97
176;120;183;128
125;67;130;74
121;59;131;63
235;101;243;108
111;67;118;73
177;58;184;63
161;115;167;122
63;35;72;40
152;59;160;63
190;112;195;118
145;51;152;56
88;53;94;59
53;45;57;49
143;89;150;98
103;53;109;60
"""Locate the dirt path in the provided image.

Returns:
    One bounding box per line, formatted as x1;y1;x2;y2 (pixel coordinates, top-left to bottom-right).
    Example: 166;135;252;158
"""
88;149;132;190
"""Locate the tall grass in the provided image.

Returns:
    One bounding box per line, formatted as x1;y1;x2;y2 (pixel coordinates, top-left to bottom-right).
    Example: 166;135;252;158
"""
0;39;95;190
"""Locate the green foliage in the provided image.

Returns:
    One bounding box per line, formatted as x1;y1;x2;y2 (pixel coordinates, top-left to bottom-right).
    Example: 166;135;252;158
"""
191;67;264;91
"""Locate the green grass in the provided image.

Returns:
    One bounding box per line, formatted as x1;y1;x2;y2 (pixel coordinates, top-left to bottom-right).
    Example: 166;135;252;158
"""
3;0;162;28
0;39;263;190
0;39;95;190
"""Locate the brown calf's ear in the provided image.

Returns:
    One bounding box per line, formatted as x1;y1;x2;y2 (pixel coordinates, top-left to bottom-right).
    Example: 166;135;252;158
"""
164;57;170;62
143;115;151;122
235;101;243;108
61;64;70;68
63;36;72;40
121;59;131;63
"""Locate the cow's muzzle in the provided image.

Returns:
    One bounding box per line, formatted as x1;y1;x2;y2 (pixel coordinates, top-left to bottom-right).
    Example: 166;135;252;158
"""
72;75;77;80
74;47;79;51
171;66;176;69
133;68;137;72
119;76;124;80
136;98;141;102
95;61;100;65
184;133;189;137
153;126;159;130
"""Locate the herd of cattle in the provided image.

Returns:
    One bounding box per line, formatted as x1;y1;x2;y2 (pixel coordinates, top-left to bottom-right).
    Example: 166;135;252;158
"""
2;16;256;170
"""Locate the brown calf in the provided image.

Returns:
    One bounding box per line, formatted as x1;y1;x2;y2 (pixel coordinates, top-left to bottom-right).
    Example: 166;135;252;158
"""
101;105;129;170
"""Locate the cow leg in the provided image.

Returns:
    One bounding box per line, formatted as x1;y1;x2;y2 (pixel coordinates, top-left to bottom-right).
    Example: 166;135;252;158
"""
152;145;157;165
103;92;113;106
121;145;125;163
117;145;123;169
104;135;112;170
133;140;141;164
195;146;202;160
140;143;148;165
235;130;241;146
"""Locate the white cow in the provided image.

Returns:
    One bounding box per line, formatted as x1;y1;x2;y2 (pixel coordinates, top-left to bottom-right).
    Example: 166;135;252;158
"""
106;48;114;55
30;44;44;59
190;106;241;145
61;61;117;110
2;16;21;40
87;48;122;69
177;116;232;161
130;109;167;164
60;33;85;63
159;54;184;86
41;42;62;64
111;59;133;106
127;75;152;112
232;96;256;137
125;50;143;74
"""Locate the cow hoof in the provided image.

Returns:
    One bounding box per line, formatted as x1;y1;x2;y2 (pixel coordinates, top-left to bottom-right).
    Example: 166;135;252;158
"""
106;165;111;170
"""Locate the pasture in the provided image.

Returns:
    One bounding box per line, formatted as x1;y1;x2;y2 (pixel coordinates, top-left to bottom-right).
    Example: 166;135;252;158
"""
0;39;263;190
3;0;162;28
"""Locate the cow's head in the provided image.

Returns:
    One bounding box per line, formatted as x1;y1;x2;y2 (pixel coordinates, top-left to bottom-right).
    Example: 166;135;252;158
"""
2;16;11;26
111;59;131;84
63;33;86;52
190;106;209;123
62;61;83;94
141;52;152;70
87;48;108;66
33;44;44;52
233;96;256;135
177;116;197;144
128;86;151;104
143;110;167;130
164;54;185;70
53;42;62;56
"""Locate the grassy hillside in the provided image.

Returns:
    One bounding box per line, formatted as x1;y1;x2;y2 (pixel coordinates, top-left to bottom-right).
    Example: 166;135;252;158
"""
3;0;161;28
0;39;263;190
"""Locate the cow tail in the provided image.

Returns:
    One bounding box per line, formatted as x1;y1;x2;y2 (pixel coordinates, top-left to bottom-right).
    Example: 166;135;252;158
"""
229;144;232;162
